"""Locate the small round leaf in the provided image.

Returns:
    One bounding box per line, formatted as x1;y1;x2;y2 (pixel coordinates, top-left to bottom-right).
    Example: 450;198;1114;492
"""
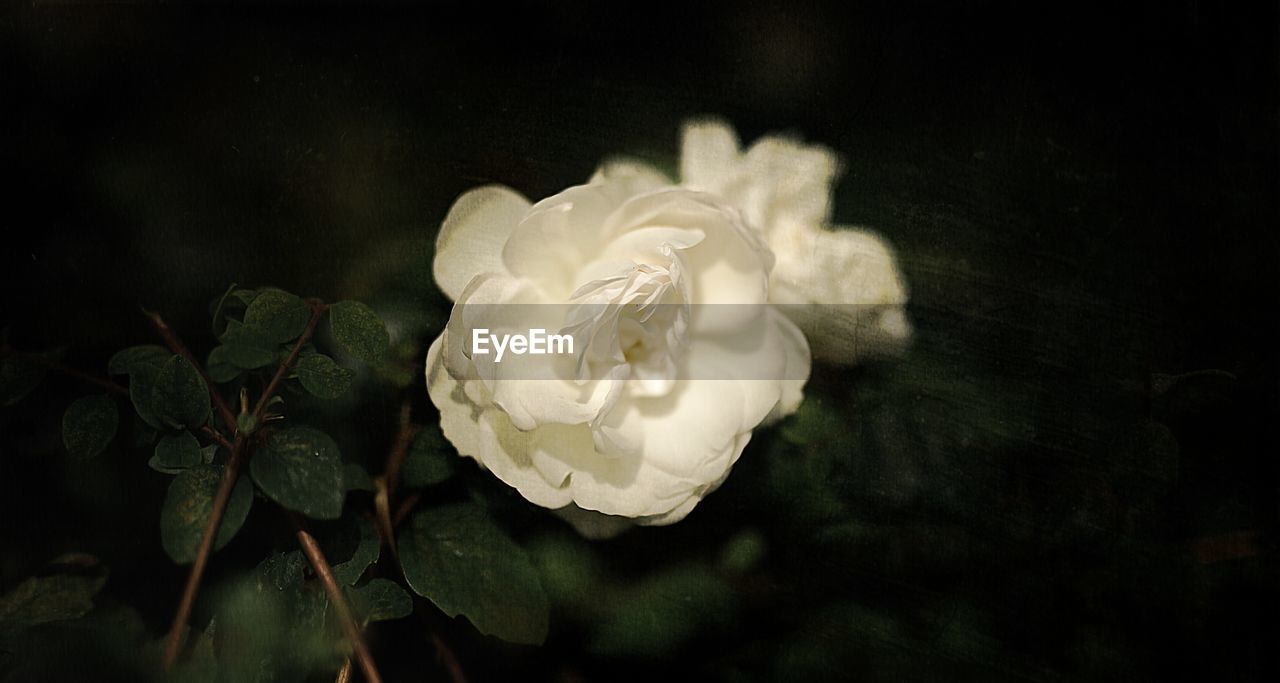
295;353;354;399
151;355;212;429
244;288;311;344
329;300;389;364
402;423;456;488
153;431;202;471
62;395;118;459
107;345;168;376
160;464;253;564
219;321;278;369
250;426;346;520
206;346;241;383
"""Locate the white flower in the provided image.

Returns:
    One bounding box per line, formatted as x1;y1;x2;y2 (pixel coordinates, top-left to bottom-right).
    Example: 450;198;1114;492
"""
427;172;809;534
601;119;912;362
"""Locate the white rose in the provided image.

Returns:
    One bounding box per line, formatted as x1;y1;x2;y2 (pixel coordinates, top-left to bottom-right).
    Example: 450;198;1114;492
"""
600;119;912;362
426;170;810;535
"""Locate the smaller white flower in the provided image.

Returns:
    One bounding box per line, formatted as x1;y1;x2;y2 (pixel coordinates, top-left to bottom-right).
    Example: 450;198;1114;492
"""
599;120;912;362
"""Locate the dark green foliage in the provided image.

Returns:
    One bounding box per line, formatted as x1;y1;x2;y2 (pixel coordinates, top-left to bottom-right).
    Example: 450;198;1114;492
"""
294;353;354;399
207;566;342;682
401;422;455;488
160;465;253;564
107;346;168;376
314;512;381;586
398;503;549;645
151;356;212;430
0;560;108;636
120;350;168;429
349;578;413;623
204;346;240;383
250;426;347;520
589;565;736;658
328;301;389;364
218;321;277;369
243;289;312;343
62;394;118;459
151;431;203;472
0;356;45;406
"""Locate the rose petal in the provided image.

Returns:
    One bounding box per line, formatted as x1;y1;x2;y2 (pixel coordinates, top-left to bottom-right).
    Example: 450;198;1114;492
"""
434;185;531;301
680;119;742;192
770;224;910;362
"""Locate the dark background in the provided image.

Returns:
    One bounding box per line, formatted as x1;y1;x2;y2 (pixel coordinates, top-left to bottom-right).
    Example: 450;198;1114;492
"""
2;1;1277;681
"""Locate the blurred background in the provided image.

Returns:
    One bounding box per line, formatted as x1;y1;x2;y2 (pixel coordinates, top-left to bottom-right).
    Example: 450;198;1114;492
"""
2;1;1277;681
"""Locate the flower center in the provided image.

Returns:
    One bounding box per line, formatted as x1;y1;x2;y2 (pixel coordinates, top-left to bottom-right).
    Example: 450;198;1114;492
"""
562;258;689;396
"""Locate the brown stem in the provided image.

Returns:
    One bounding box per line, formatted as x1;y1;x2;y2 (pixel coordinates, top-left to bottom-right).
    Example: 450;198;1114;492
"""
383;400;418;501
144;309;237;433
291;513;383;683
1;346;128;397
377;401;420;549
431;632;469;683
160;437;247;669
201;425;233;451
392;491;422;529
250;300;327;423
159;299;329;671
333;659;353;683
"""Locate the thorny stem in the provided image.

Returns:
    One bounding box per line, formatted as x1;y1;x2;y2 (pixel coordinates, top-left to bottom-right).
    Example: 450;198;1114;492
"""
0;345;128;397
160;300;329;671
291;513;383;683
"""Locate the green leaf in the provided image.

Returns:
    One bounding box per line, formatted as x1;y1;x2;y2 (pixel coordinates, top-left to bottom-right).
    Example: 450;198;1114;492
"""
402;423;456;488
210;281;240;337
244;288;311;344
127;354;168;430
1;355;46;406
61;395;118;459
250;426;346;520
0;564;108;632
294;353;354;399
349;579;413;623
329;300;389;364
151;355;212;429
160;464;253;564
344;462;375;492
718;528;767;576
526;532;603;614
219;320;278;369
149;442;217;475
329;515;381;585
153;431;202;471
206;346;241;383
589;565;736;657
211;567;338;683
107;345;168;375
229;288;262;307
398;503;548;644
298;513;381;586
